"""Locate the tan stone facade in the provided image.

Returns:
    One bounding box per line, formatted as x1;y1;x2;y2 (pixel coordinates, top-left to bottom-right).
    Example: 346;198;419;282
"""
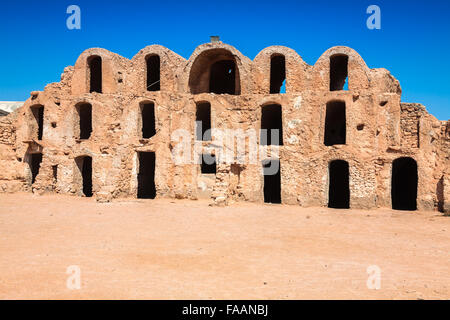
0;42;448;212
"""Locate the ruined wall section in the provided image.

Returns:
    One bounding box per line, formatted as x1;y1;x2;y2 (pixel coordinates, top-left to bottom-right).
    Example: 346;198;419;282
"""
0;112;27;192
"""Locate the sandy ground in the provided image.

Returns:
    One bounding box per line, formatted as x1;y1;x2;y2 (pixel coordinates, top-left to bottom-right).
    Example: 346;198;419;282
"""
0;193;449;300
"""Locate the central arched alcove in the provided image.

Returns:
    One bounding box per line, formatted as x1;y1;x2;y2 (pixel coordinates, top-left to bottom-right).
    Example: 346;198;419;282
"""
188;49;241;95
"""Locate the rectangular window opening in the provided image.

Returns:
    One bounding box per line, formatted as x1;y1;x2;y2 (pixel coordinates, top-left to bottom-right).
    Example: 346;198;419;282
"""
261;104;283;146
200;154;216;174
31;106;44;140
141;102;156;139
77;103;92;140
196;102;211;141
146;55;161;91
324;101;346;146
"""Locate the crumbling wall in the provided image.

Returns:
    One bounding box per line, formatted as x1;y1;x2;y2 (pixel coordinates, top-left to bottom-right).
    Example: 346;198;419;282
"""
0;113;27;192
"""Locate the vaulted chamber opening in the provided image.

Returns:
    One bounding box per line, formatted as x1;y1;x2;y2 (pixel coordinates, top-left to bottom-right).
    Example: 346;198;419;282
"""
200;153;216;174
88;56;102;93
137;152;156;199
209;60;236;94
324;101;346;146
328;160;350;209
146;55;160;91
76;103;92;140
31;105;44;140
330;54;348;91
75;156;92;197
189;49;241;95
29;153;43;184
392;157;418;211
140;102;156;139
261;104;283;146
270;55;286;94
196;102;211;141
263;159;281;204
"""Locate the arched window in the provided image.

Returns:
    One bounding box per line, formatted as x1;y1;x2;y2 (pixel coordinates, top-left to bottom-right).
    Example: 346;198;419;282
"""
189;49;241;95
88;56;102;93
392;157;418;210
330;54;348;91
146;55;160;91
261;104;283;146
328;160;350;209
324;101;346;146
270;55;286;94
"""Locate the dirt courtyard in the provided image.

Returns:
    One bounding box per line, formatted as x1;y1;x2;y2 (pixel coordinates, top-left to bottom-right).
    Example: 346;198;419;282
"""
0;193;448;300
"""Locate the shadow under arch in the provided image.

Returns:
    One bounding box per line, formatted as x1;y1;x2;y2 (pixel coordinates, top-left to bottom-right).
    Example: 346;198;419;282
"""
188;48;241;95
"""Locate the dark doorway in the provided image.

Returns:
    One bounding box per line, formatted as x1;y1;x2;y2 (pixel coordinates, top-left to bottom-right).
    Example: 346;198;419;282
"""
209;60;236;94
270;55;286;94
437;176;444;213
261;104;283;145
89;56;102;93
263;159;281;204
52;165;58;182
141;102;156;139
77;103;92;139
392;157;418;210
31;105;44;140
324;101;346;146
75;156;92;197
196;102;211;141
330;54;348;91
137;152;156;199
328;160;350;209
146;55;160;91
29;153;43;184
200;154;216;174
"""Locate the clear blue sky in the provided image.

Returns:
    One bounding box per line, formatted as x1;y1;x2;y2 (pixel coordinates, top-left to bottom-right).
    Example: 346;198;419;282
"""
0;0;448;120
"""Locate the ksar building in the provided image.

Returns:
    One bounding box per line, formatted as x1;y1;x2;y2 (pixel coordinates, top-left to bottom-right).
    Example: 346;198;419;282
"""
0;40;448;213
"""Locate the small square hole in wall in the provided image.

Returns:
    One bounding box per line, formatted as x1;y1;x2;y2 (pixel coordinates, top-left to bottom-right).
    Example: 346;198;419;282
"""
51;122;57;128
357;124;365;131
